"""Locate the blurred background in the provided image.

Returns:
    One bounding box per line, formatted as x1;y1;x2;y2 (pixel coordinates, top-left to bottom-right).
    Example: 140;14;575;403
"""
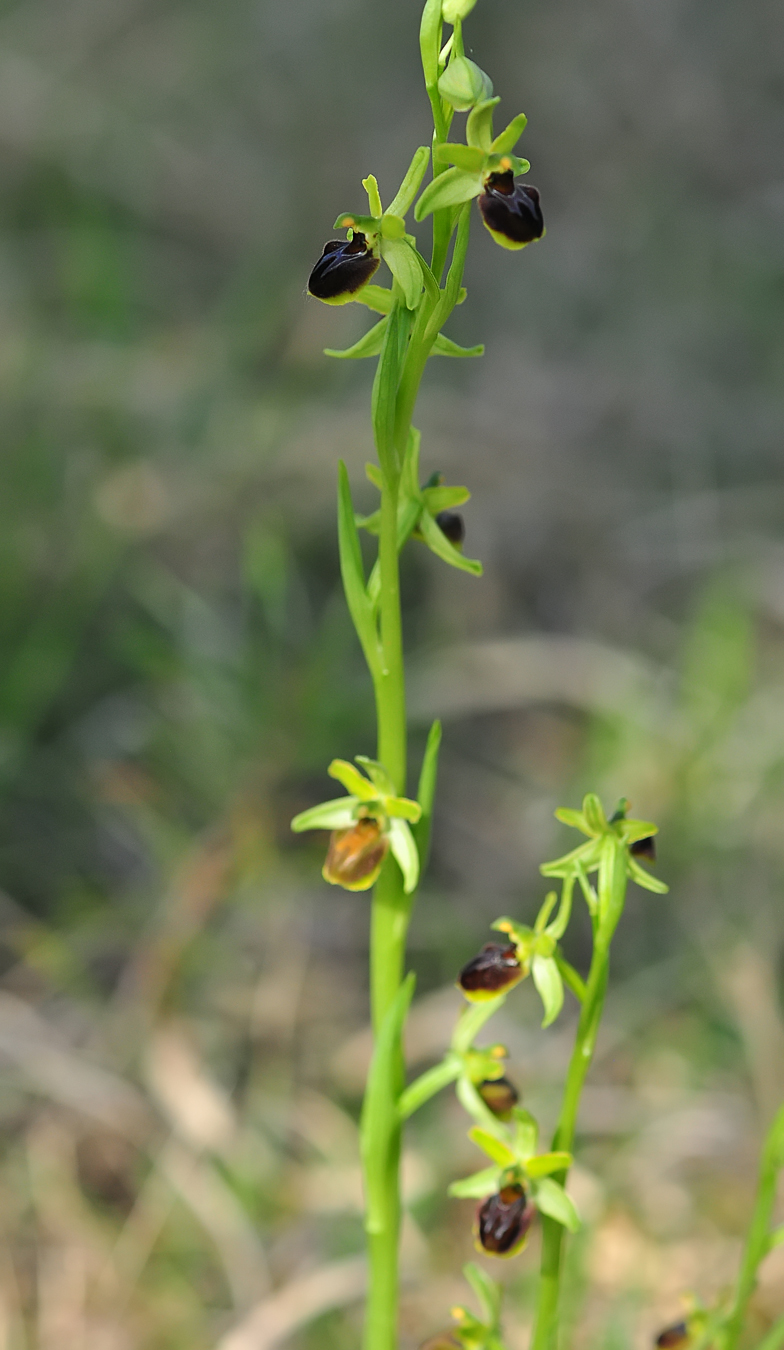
0;0;782;1345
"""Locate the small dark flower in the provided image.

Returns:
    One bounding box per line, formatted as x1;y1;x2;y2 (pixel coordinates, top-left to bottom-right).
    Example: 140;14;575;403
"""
308;233;380;305
478;171;544;251
435;510;465;547
478;1076;519;1118
655;1323;689;1350
323;817;388;890
630;835;656;862
476;1184;534;1256
458;943;523;1002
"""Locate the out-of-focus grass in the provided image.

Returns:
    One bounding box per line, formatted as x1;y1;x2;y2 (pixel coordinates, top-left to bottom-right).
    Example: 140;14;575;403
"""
0;0;781;1346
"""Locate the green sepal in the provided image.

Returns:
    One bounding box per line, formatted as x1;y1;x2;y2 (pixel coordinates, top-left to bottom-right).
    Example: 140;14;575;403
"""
415;166;483;221
626;855;669;894
385;797;423;823
490;112;529;155
433;142;487;173
540;838;602;878
360;973;416;1234
325;317;388;359
337;461;381;676
422;484;470;511
431;332;485;358
388;817;420;893
362;174;383;218
554;807;590;834
418;506;483;574
290;796;359;833
355;285;394;315
583;793;608;834
532;1176;580;1232
380;237;423;310
387;146;431;217
448;1165;502;1199
328;759;378;800
413;718;442;872
532;953;564;1028
466;97;501;151
462;1263;501;1331
617;818;658;844
524;1151;572;1179
468;1126;517;1168
353;755;396;795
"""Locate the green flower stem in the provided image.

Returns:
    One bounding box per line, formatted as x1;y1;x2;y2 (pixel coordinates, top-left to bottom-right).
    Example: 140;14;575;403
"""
531;840;627;1350
399;1054;462;1120
721;1102;784;1350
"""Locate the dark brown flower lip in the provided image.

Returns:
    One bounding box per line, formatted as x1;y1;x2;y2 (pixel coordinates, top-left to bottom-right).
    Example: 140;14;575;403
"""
476;1184;534;1255
458;942;522;997
435;510;465;546
655;1323;689;1350
308;232;380;301
477;1075;519;1117
630;835;656;861
478;174;544;246
323;817;388;888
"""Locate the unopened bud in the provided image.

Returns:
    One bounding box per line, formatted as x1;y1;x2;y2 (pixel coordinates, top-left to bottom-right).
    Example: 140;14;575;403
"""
478;1076;519;1118
308;233;380;305
441;0;478;23
437;56;493;112
476;1184;534;1256
478;172;544;251
323;817;388;890
458;943;523;1001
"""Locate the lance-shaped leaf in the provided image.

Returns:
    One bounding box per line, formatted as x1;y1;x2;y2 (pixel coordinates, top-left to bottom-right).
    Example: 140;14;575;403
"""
361;973;415;1234
413;718;441;871
324;317;388;359
387;146;431;217
388;817;420;893
418;505;483;575
328;758;379;800
354;755;396;795
381;237;423;310
532;1177;580;1232
337;461;381;675
290;796;359;833
532;953;564;1028
490;111;528;155
525;1151;572;1179
468;1126;517;1169
466;97;501;151
447;1165;501;1199
626;855;669;894
431;332;485;358
415;166;484;221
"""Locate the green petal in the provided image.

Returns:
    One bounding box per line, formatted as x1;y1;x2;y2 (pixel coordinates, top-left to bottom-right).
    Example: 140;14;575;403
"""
290;797;359;832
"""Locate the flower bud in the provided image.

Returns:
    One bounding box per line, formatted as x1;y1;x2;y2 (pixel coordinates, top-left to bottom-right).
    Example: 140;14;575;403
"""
458;943;523;1001
419;1336;461;1350
476;1184;534;1256
323;817;388;890
655;1323;689;1350
478;172;544;251
478;1076;519;1118
308;233;380;306
437;56;493;112
441;0;478;23
630;835;656;861
435;510;465;546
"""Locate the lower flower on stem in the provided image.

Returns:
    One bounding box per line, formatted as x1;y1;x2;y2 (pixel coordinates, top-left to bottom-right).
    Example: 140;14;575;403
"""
475;1184;535;1257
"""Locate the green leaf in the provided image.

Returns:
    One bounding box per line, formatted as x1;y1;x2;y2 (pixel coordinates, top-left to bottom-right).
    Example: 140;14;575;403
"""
418;506;483;575
533;1177;580;1232
422;484;471;511
354;755;396;795
468;1126;517;1168
380;238;423;310
447;1165;501;1199
433;142;487;173
431;332;485;358
385;796;422;823
415;167;483;221
328;759;377;801
356;285;394;315
290;796;359;833
419;0;443;89
388;817;420;893
532;954;564;1028
462;1262;501;1330
525;1151;572;1179
387;146;431;217
362;174;383;218
371;307;402;481
413;718;441;871
337;461;381;676
360;974;416;1234
626;856;669;894
324;317;388;359
466;97;500;151
490;111;528;155
582;793;607;834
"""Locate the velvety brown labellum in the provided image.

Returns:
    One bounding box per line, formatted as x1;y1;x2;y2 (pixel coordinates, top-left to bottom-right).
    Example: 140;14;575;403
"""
478;1076;519;1117
630;835;656;861
323;817;388;889
308;232;380;301
458;943;522;996
477;1184;534;1255
655;1323;689;1350
478;172;544;246
435;510;465;546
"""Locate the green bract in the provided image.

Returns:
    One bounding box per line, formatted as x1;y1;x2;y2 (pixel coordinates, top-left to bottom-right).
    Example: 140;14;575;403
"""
415;102;530;221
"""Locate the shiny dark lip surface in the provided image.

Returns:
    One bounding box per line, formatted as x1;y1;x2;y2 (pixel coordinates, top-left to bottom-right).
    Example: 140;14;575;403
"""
308;232;380;299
